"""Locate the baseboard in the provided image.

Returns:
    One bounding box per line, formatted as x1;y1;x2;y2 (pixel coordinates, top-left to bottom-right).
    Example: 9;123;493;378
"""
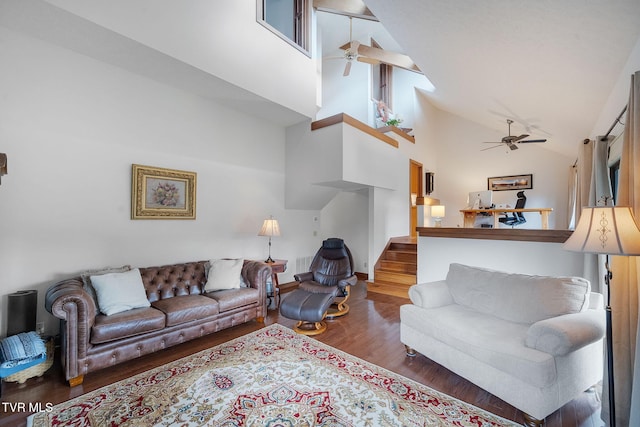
355;272;368;281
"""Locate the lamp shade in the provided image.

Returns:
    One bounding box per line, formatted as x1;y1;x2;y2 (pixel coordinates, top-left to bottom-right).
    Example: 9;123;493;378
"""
258;217;281;237
563;206;640;255
431;205;445;218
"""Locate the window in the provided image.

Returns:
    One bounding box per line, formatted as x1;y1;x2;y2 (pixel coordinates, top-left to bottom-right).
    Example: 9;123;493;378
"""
609;159;620;203
371;39;393;111
258;0;310;55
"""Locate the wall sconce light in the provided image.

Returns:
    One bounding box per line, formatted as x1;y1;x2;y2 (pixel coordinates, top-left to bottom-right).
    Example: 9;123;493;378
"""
431;205;445;227
258;215;281;263
410;193;418;207
0;153;7;185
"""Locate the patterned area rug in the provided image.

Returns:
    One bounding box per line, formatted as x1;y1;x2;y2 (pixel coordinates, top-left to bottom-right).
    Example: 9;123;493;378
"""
29;324;518;426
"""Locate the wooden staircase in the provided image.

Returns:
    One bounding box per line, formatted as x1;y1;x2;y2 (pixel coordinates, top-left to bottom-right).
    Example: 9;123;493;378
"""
367;237;417;298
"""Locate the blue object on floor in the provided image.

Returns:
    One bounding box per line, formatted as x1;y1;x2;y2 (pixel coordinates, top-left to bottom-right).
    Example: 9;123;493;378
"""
0;331;47;398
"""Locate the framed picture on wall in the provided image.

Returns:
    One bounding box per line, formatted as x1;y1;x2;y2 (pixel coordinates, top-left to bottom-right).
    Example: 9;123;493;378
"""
131;164;197;219
487;174;533;192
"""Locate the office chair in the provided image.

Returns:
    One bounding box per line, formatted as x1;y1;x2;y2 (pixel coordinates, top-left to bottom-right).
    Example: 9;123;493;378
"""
499;191;527;227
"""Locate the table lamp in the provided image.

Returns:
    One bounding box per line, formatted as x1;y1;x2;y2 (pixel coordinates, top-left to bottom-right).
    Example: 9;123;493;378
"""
563;206;640;427
431;205;445;227
258;216;281;263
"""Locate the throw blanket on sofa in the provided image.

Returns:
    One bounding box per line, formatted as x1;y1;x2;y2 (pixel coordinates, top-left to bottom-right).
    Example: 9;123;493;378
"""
0;331;46;369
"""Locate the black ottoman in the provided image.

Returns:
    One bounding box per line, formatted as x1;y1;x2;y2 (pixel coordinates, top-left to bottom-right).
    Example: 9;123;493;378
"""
279;289;336;335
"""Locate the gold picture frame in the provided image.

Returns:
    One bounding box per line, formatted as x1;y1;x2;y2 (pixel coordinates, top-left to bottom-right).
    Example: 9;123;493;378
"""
131;164;197;219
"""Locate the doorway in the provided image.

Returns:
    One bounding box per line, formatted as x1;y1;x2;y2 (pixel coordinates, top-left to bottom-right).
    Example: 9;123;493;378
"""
409;160;423;238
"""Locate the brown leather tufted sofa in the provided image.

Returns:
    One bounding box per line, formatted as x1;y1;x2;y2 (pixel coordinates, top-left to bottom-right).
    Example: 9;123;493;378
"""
45;260;270;387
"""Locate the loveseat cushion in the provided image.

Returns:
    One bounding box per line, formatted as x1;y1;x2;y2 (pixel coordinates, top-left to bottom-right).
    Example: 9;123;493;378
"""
151;295;219;327
446;263;591;324
401;303;557;388
205;288;260;312
91;307;166;344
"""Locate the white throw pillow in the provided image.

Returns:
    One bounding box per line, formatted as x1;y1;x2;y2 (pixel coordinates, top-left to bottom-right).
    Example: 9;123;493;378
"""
90;268;150;316
205;258;244;291
81;265;132;304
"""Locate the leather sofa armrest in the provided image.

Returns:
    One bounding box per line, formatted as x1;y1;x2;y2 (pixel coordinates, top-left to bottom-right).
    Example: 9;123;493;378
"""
241;260;271;291
241;260;271;316
294;272;313;282
45;278;97;380
525;309;606;356
408;280;453;309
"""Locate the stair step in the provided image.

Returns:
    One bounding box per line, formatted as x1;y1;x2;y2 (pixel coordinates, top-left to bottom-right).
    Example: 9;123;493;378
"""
383;250;417;263
379;260;417;274
374;270;417;286
366;281;411;298
388;242;417;252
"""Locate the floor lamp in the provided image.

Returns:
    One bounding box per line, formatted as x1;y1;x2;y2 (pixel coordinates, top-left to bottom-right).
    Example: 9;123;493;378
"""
563;206;640;427
258;216;280;263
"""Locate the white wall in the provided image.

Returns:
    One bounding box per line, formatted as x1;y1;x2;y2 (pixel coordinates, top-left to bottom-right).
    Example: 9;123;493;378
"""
591;35;640;137
320;190;369;273
388;68;434;131
317;58;371;123
0;26;318;337
418;237;585;283
40;0;318;118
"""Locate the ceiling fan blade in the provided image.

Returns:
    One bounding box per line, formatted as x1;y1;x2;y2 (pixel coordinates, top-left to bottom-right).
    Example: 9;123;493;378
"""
343;61;352;76
482;141;502;144
350;40;360;53
511;134;530;142
519;139;547;143
508;143;519;150
481;144;503;151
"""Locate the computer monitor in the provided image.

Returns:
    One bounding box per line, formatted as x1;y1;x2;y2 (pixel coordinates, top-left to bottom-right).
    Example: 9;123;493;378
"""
468;190;493;209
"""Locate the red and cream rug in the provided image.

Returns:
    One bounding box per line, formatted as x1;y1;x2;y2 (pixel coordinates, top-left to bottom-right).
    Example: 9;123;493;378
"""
29;324;518;426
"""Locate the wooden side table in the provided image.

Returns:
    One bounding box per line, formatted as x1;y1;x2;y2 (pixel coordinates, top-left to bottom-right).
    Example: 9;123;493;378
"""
265;259;287;309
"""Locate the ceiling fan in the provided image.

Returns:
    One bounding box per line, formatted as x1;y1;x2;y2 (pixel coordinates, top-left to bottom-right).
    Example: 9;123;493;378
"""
326;17;420;76
481;119;547;151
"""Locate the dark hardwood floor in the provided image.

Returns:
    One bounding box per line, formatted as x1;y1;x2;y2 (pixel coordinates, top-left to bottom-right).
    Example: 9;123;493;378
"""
1;282;603;426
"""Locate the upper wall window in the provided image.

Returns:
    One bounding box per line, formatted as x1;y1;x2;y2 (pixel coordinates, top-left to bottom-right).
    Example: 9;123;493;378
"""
258;0;311;56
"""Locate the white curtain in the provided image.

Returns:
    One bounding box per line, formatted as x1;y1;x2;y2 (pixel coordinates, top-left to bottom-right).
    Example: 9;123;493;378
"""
611;70;640;427
573;138;613;293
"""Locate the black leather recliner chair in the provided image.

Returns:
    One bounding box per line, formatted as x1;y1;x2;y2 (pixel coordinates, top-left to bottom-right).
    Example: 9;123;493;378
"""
295;238;357;318
279;238;357;335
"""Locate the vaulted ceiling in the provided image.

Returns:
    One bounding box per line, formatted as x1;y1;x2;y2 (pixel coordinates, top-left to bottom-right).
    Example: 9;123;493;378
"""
360;0;640;157
5;1;640;159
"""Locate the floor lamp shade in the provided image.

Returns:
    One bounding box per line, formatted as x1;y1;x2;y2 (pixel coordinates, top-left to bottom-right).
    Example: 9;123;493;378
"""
563;206;640;255
258;216;280;263
563;206;640;427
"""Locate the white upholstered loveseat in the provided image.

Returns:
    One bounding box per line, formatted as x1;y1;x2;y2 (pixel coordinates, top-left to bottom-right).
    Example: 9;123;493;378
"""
400;263;605;426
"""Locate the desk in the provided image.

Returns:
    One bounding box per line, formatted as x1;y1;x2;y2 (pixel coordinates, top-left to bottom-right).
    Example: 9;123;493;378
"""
265;259;287;309
460;208;553;229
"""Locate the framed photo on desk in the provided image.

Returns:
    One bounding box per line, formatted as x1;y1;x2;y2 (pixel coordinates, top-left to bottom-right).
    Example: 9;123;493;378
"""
487;174;533;191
